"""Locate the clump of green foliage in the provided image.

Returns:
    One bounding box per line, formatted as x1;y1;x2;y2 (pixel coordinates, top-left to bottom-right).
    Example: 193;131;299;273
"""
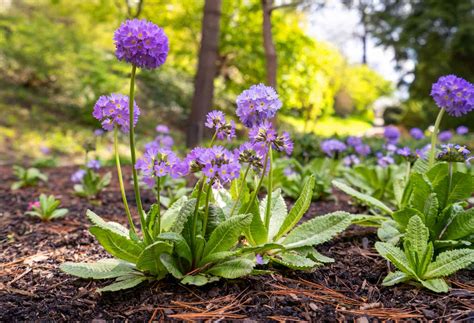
11;166;48;190
25;194;68;221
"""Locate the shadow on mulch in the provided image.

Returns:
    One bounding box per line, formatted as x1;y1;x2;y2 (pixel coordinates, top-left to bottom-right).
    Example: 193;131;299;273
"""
0;166;473;321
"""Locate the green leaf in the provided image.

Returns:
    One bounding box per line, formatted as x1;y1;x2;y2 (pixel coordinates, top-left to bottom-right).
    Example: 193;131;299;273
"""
157;232;192;265
259;189;287;241
425;249;474;278
181;274;218;286
422;193;439;229
350;214;388;227
86;210;129;237
202;213;252;258
332;180;392;215
98;275;147;292
375;242;416;276
170;198;196;234
404;215;429;259
420;278;449;293
206;258;254;279
447;172;473;204
51;208;68;219
199;251;241;266
282;212;351;249
274;176;315;240
293;246;334;263
272;252;318;270
382;271;410;286
391;208;420;228
245;199;267;245
89;226;143;263
443;208;474;240
213;188;234;218
160;196;188;232
409;173;432;214
60;259;135;279
412;158;429;174
136;241;173;277
160;253;184;279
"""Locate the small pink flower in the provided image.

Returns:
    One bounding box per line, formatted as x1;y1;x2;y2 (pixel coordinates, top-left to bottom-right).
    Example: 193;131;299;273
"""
28;201;40;210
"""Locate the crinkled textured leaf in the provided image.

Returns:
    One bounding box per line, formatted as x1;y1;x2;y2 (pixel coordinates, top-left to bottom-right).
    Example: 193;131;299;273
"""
60;259;135;279
98;275;146;292
160;253;184;279
409;173;432;214
447;172;473;204
420;278;449;293
272;252;318;270
259;189;287;241
136;241;172;276
157;232;192;264
89;226;143;263
375;242;416;276
160;197;188;231
425;249;474;278
206;258;254;279
350;214;387;227
377;219;403;244
382;271;410;286
405;215;429;258
86;210;129;237
443;208;474;240
170;198;196;234
181;274;219;286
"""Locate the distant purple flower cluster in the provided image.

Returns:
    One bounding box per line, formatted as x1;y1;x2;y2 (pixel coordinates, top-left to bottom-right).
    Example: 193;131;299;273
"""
431;75;474;117
343;154;360;167
71;169;86;183
321;139;346;158
376;153;394;168
384;126;400;144
249;121;293;155
135;147;185;187
346;136;362;147
205;110;236;141
236;84;282;128
456;125;469;135
145;124;174;150
438;130;452;142
114;19;169;70
410;128;424;140
354;144;371;156
93;94;140;132
184;146;240;186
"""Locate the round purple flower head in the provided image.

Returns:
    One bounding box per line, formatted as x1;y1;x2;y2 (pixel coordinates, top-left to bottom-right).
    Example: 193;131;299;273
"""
346;136;362;147
234;142;266;172
355;144;371;156
249;121;293;155
376;152;394;168
430;75;474;117
438;130;452;142
156;124;170;134
410;128;424;140
343;154;360;167
236;84;282;128
135;147;184;187
384;126;400;144
92;94;140;132
114;19;169;69
205;110;236;141
321;139;347;158
71;169;86;183
87;159;101;170
456;125;469;135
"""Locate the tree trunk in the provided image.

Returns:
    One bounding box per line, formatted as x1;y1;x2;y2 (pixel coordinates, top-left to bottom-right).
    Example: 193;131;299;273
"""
262;0;277;88
186;0;222;148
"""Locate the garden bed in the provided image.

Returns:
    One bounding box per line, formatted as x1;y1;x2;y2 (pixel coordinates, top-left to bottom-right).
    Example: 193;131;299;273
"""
1;166;472;321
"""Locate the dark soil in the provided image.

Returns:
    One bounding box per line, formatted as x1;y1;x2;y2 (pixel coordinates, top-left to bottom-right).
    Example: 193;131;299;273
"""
1;166;473;321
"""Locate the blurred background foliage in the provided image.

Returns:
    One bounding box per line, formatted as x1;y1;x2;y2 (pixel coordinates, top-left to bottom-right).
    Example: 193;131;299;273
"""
0;0;472;164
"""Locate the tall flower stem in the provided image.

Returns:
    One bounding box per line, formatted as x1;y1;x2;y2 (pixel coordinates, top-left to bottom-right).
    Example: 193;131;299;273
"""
201;182;213;237
151;177;161;237
114;126;136;235
245;146;270;213
229;164;251;217
429;108;445;168
128;65;149;243
264;149;273;229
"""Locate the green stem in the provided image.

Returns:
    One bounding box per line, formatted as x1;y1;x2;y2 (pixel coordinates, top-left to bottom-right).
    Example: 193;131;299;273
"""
201;182;213;237
229;164;251;217
114;126;136;235
191;177;205;249
429;108;445;168
152;176;161;237
128;65;149;243
245;146;270;214
405;161;411;183
264;149;273;230
209;131;217;147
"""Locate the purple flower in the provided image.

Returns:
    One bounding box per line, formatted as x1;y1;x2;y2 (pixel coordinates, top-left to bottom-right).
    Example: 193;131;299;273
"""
234;142;265;171
94;129;105;137
40;146;50;155
438;130;453;142
416;144;431;160
384;143;398;153
410;128;424;140
376;153;394;168
343;154;360;167
284;167;296;177
236;84;282;128
320;139;347;158
456;125;469;135
205;110;235;141
384;126;400;144
87;159;101;170
249;121;293;155
155;124;170;134
93;94;140;132
430;75;474;117
71;169;86;183
256;254;264;265
396;147;411;157
145;134;174;151
437;144;471;163
114;19;169;70
135;147;183;185
347;136;362;147
354;144;371;157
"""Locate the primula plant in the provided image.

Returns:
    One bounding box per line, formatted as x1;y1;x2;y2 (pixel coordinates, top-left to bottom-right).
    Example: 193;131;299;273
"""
25;194;69;221
72;158;111;198
11;166;48;190
61;19;351;291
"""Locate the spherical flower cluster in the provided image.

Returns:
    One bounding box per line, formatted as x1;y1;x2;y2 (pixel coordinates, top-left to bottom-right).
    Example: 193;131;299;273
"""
234;142;266;171
354;144;371;156
456;125;469;135
320;139;347;158
236;84;282;128
114;19;169;70
346;136;362;147
438;130;452;142
87;159;101;170
436;144;471;163
92;94;140;132
71;169;86;183
135;147;185;187
376;152;394;168
184;146;240;186
396;147;418;163
343;154;360;167
430;75;474;117
249;121;293;155
384;126;400;144
410;128;424;140
205;110;236;141
145;125;174;150
156;124;170;134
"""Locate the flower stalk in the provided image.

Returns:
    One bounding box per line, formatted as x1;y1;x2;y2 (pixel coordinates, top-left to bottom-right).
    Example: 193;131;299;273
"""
429;107;445;168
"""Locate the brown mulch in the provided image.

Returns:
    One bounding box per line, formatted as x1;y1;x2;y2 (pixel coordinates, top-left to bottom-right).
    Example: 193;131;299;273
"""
0;166;473;321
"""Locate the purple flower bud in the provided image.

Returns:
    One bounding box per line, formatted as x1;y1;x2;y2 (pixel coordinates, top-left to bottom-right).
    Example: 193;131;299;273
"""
456;125;469;135
438;130;453;142
409;128;424;140
256;254;264;265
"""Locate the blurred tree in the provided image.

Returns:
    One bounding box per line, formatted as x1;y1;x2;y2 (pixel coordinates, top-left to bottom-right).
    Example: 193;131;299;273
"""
186;0;222;147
